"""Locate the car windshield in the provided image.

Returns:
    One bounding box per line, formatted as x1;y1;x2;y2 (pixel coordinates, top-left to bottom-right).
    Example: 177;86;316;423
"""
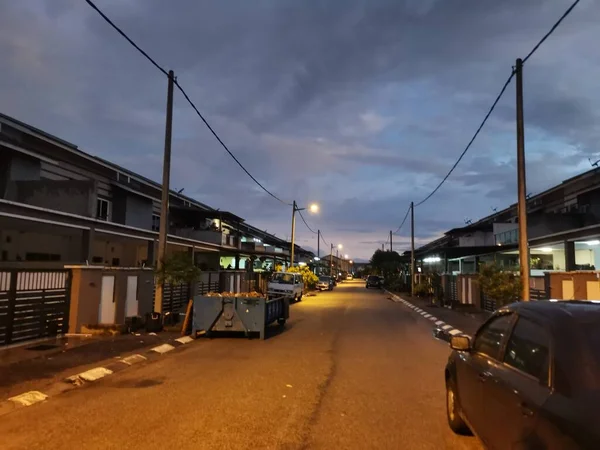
271;273;294;284
319;276;330;282
368;276;378;281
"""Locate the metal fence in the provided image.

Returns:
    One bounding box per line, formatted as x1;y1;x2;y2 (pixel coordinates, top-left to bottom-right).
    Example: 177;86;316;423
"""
0;269;71;346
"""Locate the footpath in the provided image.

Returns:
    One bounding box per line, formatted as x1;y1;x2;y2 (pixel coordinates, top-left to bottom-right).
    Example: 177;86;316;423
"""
386;290;491;340
0;330;196;416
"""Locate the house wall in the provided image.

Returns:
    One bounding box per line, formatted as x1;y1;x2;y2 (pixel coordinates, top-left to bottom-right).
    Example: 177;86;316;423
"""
458;231;494;247
112;190;153;229
7;179;96;217
493;223;517;235
0;226;82;263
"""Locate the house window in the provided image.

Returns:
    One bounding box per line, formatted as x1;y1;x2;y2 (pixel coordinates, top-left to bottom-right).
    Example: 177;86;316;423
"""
96;198;111;221
152;214;160;231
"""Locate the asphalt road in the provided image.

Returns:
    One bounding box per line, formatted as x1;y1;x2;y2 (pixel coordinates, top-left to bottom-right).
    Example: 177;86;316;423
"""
0;281;482;450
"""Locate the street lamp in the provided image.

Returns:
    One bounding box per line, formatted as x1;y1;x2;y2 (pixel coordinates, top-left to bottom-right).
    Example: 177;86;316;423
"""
330;242;342;278
290;201;319;268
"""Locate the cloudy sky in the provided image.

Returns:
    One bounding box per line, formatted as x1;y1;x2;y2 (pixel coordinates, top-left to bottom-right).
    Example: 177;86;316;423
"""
1;0;598;260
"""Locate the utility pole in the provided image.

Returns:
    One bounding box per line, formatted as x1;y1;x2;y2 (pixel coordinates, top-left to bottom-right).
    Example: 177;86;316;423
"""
516;58;530;301
154;69;175;314
381;243;384;251
317;230;320;259
390;230;393;253
330;243;334;278
290;201;297;268
410;201;415;297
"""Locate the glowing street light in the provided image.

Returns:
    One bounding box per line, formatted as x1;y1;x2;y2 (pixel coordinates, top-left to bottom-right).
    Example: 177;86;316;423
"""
290;201;319;267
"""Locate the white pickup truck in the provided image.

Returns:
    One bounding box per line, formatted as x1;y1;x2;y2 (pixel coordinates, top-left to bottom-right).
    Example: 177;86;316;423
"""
268;272;304;302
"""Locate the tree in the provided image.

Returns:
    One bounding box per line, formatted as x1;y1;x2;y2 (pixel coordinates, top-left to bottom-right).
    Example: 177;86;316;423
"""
477;263;522;307
287;265;319;289
155;251;201;286
155;251;201;334
370;249;404;278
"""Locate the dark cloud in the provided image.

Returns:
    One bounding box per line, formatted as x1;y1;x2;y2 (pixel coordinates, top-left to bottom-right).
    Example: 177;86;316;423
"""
0;0;598;259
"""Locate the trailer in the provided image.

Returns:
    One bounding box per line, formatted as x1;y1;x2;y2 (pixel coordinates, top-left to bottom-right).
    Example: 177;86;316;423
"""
192;293;289;340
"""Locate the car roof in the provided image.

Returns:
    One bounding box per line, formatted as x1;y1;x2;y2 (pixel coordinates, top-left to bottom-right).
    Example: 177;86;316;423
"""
499;300;600;328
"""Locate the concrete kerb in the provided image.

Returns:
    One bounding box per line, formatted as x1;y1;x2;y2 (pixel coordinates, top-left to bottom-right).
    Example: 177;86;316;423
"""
384;290;468;341
0;333;198;417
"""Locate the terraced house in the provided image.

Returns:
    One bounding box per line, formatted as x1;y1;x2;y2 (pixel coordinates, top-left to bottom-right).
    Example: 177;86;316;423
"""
410;167;600;309
0;112;312;346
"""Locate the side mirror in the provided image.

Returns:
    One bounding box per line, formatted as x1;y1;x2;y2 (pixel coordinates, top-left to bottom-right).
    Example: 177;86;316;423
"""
450;335;471;351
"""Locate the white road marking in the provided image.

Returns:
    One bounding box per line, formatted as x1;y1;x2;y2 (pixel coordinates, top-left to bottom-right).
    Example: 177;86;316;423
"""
448;329;464;336
441;324;453;330
423;314;431;318
435;320;445;326
121;354;147;365
69;367;113;382
9;391;48;407
175;336;194;344
151;343;175;354
429;317;437;321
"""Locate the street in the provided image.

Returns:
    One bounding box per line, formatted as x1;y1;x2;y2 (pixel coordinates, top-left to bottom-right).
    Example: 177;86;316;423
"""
0;282;482;450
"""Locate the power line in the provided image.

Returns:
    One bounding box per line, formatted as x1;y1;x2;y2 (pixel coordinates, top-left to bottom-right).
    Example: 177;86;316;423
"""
393;205;411;235
319;231;329;247
414;70;515;208
84;0;290;206
522;0;580;64
297;210;317;234
413;0;581;209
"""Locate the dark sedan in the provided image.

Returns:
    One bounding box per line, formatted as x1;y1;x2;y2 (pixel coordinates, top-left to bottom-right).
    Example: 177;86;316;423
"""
365;275;382;289
445;300;600;449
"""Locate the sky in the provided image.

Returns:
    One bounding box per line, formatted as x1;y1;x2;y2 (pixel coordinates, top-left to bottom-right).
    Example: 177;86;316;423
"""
1;0;599;261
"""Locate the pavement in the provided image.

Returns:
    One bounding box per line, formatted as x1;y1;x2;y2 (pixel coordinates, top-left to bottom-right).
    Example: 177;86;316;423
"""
386;292;491;339
0;281;482;450
0;330;182;401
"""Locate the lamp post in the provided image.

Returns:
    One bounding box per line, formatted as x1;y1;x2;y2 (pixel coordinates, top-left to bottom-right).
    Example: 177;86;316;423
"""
330;243;342;278
290;201;319;268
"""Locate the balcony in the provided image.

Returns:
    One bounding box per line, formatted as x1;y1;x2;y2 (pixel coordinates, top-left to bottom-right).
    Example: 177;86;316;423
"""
241;241;289;256
172;228;238;247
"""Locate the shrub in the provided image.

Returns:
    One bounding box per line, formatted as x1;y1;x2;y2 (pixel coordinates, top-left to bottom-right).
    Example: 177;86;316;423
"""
477;263;522;307
414;282;430;297
287;265;319;289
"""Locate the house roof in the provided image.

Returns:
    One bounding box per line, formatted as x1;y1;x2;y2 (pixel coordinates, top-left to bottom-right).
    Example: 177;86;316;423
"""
0;111;311;254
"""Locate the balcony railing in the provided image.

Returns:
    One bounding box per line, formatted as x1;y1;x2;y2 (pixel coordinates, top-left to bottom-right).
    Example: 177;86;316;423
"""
171;228;238;247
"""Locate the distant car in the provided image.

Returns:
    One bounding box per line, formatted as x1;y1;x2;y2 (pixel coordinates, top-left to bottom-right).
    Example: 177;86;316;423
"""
365;275;382;289
316;276;334;291
346;274;353;280
445;300;600;449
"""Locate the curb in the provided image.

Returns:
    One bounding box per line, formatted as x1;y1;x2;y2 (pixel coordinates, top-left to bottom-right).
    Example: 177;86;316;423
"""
0;334;197;417
385;290;468;341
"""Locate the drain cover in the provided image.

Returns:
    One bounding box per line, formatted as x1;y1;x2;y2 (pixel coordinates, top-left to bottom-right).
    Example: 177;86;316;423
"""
26;344;59;351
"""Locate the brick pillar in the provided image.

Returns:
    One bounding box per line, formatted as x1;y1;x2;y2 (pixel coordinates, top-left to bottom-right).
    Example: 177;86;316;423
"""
81;227;95;263
565;240;576;271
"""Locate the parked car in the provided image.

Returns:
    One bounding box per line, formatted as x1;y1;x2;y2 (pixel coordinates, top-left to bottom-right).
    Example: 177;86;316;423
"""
316;276;334;291
268;272;304;302
445;300;600;449
365;275;382;289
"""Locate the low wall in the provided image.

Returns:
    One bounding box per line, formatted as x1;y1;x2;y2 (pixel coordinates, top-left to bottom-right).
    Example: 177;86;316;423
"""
547;271;600;300
68;266;154;332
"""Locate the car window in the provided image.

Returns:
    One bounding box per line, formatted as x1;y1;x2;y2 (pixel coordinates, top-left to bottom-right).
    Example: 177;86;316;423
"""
472;313;514;360
503;317;550;384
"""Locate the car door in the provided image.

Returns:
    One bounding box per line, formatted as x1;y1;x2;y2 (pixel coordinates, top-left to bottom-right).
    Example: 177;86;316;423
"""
455;313;515;438
483;316;552;449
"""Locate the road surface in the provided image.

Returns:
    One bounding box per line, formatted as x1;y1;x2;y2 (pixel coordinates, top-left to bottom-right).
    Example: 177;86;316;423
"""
0;281;482;450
